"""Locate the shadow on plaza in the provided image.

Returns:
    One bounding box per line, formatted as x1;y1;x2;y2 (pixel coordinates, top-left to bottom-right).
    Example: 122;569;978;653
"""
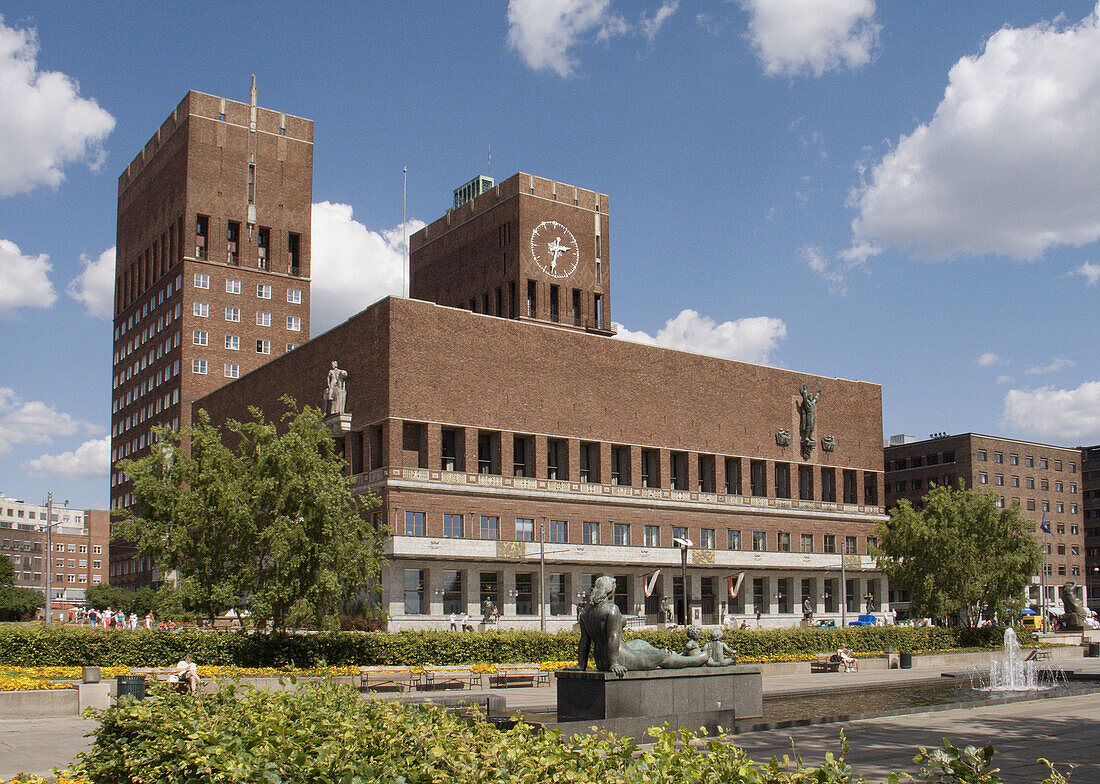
729;709;1094;783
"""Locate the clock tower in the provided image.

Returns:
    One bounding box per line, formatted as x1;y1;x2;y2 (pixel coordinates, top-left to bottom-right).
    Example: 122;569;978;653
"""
410;172;612;334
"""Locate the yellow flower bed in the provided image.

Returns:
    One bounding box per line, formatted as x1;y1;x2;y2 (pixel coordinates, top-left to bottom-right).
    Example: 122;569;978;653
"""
1;772;88;784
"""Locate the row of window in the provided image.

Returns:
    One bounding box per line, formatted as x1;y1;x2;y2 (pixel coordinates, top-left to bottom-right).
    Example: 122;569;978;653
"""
192;302;302;331
885;452;955;471
977;473;1077;493
195;216;302;275
402;512;872;554
114;303;180;374
0;508;86;525
193;273;302;303
413;424;879;503
977;450;1076;472
111;417;180;466
115;274;182;356
118;217;187;312
114;369;180;432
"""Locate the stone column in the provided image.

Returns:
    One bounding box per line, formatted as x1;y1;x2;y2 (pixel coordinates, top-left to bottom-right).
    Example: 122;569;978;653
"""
814;574;827;616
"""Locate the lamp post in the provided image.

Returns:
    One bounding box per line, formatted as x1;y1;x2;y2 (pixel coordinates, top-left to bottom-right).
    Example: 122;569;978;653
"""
673;536;693;625
42;493;69;626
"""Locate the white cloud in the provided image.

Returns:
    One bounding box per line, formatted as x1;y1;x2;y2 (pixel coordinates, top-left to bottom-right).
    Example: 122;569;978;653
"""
1025;357;1076;375
0;17;115;196
310;201;425;334
22;436;110;480
66;245;114;318
977;352;1007;367
0;238;56;318
0;388;99;457
851;6;1100;260
614;309;787;365
801;245;848;295
1002;382;1100;443
641;1;679;40
996;375;1013;385
507;0;626;77
740;0;879;78
1071;261;1100;285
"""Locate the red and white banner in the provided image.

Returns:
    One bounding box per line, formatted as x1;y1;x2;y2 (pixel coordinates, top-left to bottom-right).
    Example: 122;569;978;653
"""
643;569;662;598
727;572;746;599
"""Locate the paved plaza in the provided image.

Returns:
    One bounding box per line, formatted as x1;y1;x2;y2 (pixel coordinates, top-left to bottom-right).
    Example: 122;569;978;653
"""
3;663;1099;782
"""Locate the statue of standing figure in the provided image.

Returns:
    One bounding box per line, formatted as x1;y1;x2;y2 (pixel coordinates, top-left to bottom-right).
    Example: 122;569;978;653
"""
798;382;823;460
324;361;348;416
577;576;707;676
802;596;814;621
661;596;675;626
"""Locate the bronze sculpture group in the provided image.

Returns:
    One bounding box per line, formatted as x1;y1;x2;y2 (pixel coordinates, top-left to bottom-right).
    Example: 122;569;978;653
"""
576;576;737;676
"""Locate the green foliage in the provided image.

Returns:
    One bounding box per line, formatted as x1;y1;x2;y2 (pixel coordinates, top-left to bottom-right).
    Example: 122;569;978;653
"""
73;681;1065;784
0;557;43;621
874;485;1042;627
82;583;124;611
0;623;1026;668
114;397;385;631
83;584;185;620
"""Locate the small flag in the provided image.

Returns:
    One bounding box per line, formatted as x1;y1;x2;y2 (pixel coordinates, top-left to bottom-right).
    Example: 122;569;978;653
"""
643;569;661;598
727;572;746;599
1040;512;1051;534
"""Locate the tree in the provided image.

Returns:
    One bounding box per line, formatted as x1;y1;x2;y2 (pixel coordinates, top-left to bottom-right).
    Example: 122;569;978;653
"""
873;485;1041;627
115;396;384;631
84;582;125;611
0;557;43;621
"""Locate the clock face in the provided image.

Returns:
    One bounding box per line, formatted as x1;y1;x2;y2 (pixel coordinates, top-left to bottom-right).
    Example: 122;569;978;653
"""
530;221;579;278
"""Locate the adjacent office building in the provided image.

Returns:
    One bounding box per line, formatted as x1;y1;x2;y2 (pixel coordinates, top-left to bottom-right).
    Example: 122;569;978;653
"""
109;83;312;587
1083;445;1100;610
0;493;109;607
884;434;1087;613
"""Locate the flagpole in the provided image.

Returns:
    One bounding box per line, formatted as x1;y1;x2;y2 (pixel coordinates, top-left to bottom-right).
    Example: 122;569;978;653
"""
402;166;408;298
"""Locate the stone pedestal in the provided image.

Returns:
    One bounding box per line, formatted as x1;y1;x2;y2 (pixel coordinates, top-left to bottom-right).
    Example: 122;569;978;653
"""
324;413;352;437
554;666;761;739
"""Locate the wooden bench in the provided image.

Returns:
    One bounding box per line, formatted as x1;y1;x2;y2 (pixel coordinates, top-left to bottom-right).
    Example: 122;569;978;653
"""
810;654;841;673
358;666;420;692
1025;648;1052;662
129;667;205;692
490;664;551;688
421;665;480;690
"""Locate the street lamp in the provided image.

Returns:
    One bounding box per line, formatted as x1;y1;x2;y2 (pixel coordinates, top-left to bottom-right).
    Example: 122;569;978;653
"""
673;536;692;625
42;492;69;626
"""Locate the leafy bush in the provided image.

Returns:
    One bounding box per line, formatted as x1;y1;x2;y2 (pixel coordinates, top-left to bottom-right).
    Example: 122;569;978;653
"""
73;682;1068;784
0;624;1029;668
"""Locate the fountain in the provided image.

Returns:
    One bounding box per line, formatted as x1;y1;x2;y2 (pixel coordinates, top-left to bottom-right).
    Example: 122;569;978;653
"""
987;627;1047;691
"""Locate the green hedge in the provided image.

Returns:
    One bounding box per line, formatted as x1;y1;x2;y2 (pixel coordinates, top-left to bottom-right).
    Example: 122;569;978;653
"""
75;681;1063;784
0;624;1027;668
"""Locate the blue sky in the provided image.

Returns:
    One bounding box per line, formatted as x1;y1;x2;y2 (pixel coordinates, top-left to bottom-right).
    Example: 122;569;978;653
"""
1;1;1098;510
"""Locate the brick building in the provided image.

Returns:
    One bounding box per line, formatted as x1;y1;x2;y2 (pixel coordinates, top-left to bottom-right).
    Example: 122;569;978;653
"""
195;171;889;631
0;493;109;609
1083;444;1100;610
883;434;1086;613
109;82;312;586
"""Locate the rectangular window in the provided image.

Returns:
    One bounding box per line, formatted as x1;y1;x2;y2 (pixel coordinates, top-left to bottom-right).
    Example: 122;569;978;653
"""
549;284;560;321
700;528;715;549
256;311;271;326
442;570;463;615
800;533;814;553
286;316;301;331
225;306;240;322
613;522;630;546
549;573;568;616
594;294;603;327
845;535;858;554
1040;457;1049;469
843;470;858;504
193;302;208;317
823;534;836;554
191;359;207;375
572;288;582;326
480;515;499;540
549;519;567;543
223;363;239;379
798;465;813;500
977;450;987;461
727;529;741;550
582;521;600;544
195;215;208;258
257;284;272;299
775;463;791;498
515;573;534;615
611;445;630;486
994;452;1003;463
226;221;240;265
725;457;741;494
443;513;463;538
697;454;715;493
515;517;534;541
256;340;271;354
752;530;766;551
288;233;301;275
441;428;462;471
257;227;270;270
670;451;688;490
864;473;878;505
404;511;425;536
750;460;766;496
226;278;241;294
193;273;209;289
526;280;536;317
777;531;791;552
579;442;600;483
403;569;426;614
641;449;659;488
478;430;501;474
225;335;239;350
287;288;302;304
192;330;208;346
644;525;661;547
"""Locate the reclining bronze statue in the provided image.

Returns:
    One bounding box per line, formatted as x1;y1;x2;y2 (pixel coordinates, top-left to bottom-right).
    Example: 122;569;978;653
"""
576;575;709;676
